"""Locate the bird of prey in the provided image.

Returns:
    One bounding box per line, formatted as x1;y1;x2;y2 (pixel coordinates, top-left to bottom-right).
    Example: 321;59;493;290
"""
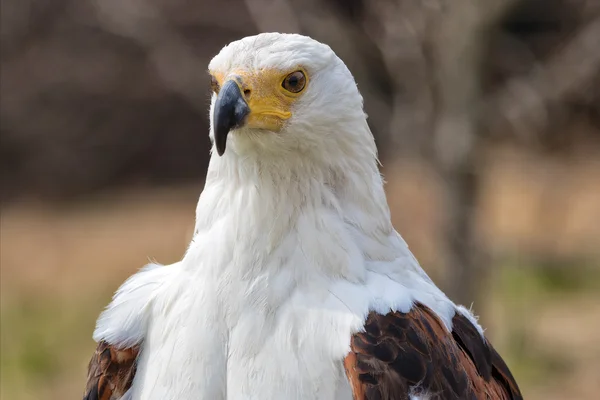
83;33;521;400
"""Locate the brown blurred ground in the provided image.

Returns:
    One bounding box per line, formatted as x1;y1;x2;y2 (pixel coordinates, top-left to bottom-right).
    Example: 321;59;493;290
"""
1;0;600;399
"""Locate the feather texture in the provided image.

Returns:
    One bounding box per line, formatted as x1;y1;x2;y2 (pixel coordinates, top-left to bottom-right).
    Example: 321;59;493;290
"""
343;303;522;399
83;341;139;400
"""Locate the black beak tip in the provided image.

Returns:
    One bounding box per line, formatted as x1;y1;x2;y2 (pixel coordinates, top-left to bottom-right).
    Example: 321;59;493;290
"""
216;139;226;156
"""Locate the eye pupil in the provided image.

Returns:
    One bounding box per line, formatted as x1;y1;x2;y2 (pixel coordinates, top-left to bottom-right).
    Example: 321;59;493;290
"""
282;71;306;93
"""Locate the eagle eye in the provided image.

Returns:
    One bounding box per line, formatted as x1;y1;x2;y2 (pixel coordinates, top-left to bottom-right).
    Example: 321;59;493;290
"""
210;75;220;94
282;71;306;94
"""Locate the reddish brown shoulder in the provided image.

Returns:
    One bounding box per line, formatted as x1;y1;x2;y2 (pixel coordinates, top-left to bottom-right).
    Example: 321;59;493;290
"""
83;340;139;400
452;312;522;400
344;303;522;400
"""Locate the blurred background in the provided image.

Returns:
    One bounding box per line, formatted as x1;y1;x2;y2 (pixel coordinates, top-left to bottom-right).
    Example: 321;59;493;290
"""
1;0;599;398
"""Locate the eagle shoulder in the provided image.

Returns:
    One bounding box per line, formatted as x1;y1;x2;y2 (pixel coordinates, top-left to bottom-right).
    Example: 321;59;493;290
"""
85;262;175;399
343;302;522;400
83;341;138;400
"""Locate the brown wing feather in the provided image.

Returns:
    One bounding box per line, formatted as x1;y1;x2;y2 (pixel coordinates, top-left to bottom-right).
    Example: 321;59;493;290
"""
343;303;522;400
83;340;139;400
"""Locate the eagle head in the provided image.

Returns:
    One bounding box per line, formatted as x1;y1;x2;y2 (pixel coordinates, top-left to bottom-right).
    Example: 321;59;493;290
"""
207;33;373;165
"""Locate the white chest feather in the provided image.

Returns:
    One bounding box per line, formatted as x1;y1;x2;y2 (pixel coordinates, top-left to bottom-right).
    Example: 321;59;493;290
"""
95;234;454;399
130;274;363;400
129;205;369;399
98;271;453;400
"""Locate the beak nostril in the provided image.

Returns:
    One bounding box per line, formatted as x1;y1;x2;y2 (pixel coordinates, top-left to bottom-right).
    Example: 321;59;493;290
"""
243;89;251;98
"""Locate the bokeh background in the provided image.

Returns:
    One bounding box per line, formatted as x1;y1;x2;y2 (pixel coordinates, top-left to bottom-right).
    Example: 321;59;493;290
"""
1;0;599;398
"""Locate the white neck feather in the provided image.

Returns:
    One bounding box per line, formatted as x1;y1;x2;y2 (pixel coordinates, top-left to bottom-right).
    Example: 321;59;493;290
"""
187;123;423;286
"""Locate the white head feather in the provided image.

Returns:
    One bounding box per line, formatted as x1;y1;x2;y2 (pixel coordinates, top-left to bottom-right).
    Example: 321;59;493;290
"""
207;32;375;166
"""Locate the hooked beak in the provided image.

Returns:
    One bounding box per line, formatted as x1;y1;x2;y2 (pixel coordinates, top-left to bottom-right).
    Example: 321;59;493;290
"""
213;80;251;156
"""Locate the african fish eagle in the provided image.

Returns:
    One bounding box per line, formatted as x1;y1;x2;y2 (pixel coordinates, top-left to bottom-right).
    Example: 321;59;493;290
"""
84;32;522;400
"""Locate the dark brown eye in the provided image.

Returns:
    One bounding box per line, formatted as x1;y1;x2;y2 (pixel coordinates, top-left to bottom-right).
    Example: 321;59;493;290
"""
282;71;306;93
210;75;220;94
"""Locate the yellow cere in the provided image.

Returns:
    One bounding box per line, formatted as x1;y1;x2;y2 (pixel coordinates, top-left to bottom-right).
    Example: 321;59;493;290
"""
210;68;308;132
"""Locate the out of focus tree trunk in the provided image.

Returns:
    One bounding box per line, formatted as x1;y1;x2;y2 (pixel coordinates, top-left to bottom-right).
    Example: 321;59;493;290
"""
429;0;517;310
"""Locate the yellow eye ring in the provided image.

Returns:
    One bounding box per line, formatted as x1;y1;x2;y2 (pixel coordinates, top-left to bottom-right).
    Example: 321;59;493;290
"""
282;71;306;93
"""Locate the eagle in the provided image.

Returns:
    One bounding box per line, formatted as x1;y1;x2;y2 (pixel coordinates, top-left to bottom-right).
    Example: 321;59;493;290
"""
83;33;522;400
